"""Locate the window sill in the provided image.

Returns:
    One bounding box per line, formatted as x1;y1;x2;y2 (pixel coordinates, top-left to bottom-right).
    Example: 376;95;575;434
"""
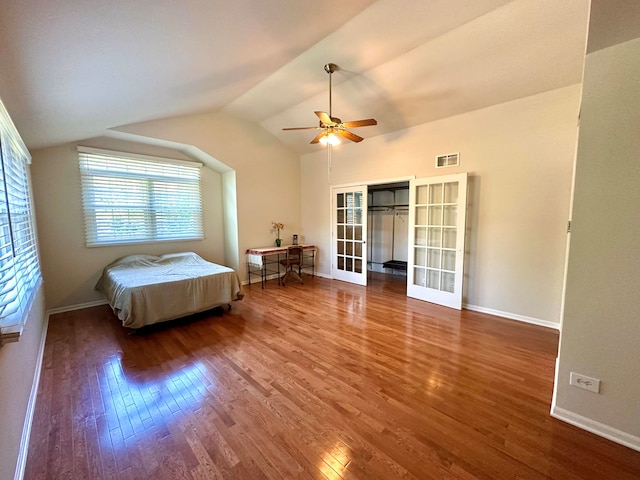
0;326;22;344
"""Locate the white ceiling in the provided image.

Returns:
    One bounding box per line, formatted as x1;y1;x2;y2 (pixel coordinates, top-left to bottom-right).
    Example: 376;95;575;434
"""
0;0;589;154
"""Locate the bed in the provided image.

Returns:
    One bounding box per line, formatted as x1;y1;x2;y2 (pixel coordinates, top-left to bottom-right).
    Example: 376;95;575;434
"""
95;252;243;329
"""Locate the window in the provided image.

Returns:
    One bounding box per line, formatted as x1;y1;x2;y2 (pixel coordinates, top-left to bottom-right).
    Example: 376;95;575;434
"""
78;147;204;246
0;98;42;341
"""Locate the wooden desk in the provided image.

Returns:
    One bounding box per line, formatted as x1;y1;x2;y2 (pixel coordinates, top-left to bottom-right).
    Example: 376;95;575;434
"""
246;245;316;288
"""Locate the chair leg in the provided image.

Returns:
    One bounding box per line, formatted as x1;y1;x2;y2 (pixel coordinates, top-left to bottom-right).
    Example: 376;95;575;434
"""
281;269;290;286
281;264;304;286
287;269;302;284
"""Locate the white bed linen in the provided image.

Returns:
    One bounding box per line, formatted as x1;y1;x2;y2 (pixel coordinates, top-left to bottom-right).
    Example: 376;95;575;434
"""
96;252;243;329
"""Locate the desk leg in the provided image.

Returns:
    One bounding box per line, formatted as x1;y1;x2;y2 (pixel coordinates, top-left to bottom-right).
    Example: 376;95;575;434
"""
277;253;282;285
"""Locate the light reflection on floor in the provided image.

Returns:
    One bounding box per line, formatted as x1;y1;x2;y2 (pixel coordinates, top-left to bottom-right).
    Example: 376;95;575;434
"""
319;442;351;479
97;355;210;450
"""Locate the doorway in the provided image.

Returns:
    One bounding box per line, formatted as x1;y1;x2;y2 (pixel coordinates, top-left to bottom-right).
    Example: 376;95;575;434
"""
367;182;410;281
331;173;467;311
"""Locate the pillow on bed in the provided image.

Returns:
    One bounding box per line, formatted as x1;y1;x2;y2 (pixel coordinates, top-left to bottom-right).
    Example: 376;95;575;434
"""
107;254;161;267
158;252;202;264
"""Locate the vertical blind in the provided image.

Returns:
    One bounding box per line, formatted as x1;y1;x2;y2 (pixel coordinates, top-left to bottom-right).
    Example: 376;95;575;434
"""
0;98;41;338
78;147;204;246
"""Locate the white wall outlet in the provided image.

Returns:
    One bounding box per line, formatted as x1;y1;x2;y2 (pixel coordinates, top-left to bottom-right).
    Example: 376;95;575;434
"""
569;372;601;393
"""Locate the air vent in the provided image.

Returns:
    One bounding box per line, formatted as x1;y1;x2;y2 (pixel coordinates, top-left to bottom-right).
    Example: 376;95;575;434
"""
435;152;459;168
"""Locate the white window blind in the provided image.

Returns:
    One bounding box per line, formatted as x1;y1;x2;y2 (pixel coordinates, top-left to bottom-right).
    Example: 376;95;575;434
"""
0;98;41;340
78;147;204;246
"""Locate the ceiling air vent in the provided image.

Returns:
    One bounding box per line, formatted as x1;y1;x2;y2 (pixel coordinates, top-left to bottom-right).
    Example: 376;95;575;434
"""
435;152;459;168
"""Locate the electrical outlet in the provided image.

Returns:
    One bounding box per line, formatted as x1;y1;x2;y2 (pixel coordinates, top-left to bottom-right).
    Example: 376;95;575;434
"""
569;372;601;393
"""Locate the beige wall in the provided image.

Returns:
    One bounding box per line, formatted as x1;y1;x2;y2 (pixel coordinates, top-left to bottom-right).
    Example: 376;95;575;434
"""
31;138;225;309
0;286;47;480
31;111;300;309
301;85;581;326
553;32;640;445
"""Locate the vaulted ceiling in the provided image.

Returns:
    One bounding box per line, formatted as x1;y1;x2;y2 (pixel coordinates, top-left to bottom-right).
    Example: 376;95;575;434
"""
0;0;589;154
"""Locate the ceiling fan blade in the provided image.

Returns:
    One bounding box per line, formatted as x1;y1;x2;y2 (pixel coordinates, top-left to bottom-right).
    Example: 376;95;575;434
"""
315;111;336;126
282;126;322;131
341;118;377;128
337;129;364;143
310;132;326;144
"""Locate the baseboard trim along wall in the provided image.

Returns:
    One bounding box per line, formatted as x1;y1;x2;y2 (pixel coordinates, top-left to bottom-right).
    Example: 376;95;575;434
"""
464;303;560;330
551;405;640;453
14;312;50;480
47;299;108;315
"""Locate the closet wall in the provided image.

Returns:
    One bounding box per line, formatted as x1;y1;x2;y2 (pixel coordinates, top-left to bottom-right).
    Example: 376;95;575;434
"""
367;183;409;274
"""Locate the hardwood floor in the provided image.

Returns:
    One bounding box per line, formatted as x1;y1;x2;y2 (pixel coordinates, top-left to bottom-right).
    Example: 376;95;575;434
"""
25;273;640;479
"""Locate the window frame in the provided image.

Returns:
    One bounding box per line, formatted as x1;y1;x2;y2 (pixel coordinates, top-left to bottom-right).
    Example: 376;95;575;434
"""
78;147;204;247
0;98;42;342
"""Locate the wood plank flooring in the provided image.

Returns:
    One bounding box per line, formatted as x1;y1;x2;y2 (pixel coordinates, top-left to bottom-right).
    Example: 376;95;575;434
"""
25;273;640;479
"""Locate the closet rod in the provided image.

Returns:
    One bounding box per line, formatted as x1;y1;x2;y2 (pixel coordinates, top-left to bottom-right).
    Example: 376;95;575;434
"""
368;205;409;212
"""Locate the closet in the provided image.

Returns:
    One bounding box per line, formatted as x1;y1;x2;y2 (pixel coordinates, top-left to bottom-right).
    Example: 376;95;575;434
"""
367;182;409;276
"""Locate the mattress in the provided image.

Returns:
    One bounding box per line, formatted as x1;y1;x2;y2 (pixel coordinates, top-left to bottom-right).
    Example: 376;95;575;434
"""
95;252;243;329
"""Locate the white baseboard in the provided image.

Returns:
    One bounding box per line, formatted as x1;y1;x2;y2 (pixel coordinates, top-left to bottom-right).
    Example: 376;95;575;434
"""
551;405;640;453
14;311;50;480
47;299;108;315
464;303;560;330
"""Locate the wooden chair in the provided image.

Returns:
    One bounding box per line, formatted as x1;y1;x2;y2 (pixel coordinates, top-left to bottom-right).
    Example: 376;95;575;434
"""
279;246;303;286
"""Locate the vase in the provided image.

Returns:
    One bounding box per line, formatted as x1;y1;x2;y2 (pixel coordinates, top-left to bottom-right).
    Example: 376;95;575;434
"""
275;238;281;247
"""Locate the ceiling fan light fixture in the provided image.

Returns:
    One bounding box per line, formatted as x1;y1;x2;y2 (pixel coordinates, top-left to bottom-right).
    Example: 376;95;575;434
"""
319;131;340;146
283;62;376;146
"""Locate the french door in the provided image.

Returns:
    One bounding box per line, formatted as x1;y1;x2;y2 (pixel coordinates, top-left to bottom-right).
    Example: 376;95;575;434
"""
332;185;368;285
407;173;467;309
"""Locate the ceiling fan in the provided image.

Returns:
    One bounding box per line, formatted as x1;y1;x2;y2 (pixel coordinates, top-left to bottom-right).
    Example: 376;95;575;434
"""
282;63;377;146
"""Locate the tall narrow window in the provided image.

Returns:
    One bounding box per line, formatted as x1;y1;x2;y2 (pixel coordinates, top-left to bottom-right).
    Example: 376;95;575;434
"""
0;98;42;341
78;147;204;246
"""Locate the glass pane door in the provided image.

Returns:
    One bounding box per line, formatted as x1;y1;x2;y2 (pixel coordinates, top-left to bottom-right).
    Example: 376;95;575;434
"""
407;173;467;309
332;185;367;286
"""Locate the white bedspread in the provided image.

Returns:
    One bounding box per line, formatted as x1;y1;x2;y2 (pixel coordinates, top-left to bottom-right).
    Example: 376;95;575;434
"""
96;252;243;329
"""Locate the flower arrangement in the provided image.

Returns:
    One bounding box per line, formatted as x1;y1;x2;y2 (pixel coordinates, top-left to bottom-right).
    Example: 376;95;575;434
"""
272;221;284;247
